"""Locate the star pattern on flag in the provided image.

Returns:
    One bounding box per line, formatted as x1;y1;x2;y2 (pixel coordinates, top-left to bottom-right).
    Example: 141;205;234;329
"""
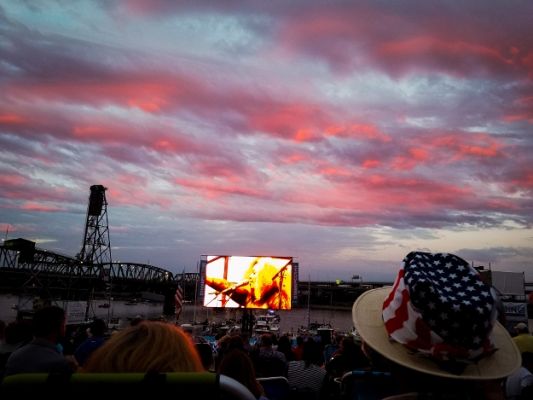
403;252;495;349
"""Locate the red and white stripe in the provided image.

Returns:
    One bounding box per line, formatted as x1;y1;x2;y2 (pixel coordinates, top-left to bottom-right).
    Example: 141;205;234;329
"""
383;269;440;354
175;285;184;318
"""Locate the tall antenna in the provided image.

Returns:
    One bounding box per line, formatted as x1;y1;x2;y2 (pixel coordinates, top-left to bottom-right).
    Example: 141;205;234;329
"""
307;275;311;328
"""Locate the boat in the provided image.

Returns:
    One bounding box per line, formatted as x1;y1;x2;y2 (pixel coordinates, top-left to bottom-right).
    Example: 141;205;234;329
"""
253;310;280;335
108;317;121;330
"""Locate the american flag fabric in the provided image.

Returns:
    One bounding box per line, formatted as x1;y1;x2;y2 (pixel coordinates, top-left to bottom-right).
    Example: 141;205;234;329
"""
175;285;184;319
382;252;497;362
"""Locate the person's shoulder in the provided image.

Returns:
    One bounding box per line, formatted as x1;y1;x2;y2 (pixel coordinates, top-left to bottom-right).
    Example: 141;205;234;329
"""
7;341;35;357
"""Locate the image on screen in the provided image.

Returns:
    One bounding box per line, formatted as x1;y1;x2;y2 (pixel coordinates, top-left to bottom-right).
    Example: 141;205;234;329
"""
203;256;292;309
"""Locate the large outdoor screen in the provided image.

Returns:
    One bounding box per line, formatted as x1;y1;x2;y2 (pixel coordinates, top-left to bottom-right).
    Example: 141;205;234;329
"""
202;256;292;310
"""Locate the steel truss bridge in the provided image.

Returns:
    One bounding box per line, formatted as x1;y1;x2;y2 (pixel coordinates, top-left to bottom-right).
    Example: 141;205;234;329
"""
0;243;199;303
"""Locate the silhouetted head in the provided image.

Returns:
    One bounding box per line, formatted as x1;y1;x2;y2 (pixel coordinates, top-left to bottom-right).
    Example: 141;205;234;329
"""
32;306;66;340
89;318;107;337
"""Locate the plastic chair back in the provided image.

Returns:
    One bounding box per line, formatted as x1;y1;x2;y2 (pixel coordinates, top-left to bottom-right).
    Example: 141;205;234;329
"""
1;372;255;400
339;369;397;400
257;376;291;400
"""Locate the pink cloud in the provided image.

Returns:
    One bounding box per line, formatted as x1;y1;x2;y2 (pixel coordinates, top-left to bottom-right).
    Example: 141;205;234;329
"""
175;177;266;200
523;52;533;78
376;36;512;77
0;172;79;205
0;114;25;124
0;223;16;233
501;170;533;195
0;102;204;156
247;103;325;141
392;147;430;170
503;113;533;123
352;174;475;213
245;101;392;144
275;4;533;79
503;95;533;123
325;123;391;142
20;202;65;212
115;173;149;187
362;159;381;169
252;172;475;220
190;157;256;181
514;172;533;191
276;10;372;73
105;186;173;209
430;133;504;160
317;163;352;178
5;75;197;114
279;151;311;165
0;174;28;187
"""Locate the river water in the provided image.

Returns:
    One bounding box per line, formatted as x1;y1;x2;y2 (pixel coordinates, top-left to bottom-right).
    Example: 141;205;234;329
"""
0;294;354;333
180;305;354;333
0;294;164;327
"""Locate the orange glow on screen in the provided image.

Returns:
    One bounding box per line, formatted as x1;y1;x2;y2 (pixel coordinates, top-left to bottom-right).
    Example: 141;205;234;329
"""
203;256;292;309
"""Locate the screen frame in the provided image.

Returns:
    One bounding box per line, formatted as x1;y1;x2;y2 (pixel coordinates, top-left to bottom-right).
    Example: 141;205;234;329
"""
201;255;293;310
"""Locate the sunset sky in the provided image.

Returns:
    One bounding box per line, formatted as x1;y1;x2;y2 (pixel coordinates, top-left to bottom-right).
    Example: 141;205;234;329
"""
1;1;532;282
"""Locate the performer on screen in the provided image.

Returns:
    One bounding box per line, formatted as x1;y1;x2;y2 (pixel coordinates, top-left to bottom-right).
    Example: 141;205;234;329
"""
205;257;291;309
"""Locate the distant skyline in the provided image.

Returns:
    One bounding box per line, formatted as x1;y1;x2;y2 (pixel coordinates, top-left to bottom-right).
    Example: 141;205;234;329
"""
1;1;532;282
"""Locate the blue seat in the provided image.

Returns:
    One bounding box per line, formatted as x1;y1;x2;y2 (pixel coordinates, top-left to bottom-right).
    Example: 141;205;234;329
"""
0;372;255;400
257;376;291;400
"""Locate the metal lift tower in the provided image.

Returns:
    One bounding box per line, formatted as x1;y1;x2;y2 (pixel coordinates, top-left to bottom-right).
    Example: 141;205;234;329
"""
79;185;113;320
79;185;112;266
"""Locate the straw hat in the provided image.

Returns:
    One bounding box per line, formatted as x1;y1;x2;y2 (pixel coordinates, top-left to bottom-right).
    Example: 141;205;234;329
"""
352;252;521;380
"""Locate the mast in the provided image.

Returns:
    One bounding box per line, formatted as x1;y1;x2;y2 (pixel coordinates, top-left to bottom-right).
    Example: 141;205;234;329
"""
193;262;199;324
306;275;311;328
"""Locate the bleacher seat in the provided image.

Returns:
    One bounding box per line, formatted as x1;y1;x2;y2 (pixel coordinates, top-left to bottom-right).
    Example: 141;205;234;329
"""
0;372;255;400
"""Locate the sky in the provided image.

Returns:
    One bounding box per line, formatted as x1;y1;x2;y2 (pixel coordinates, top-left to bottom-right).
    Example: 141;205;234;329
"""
1;0;532;283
